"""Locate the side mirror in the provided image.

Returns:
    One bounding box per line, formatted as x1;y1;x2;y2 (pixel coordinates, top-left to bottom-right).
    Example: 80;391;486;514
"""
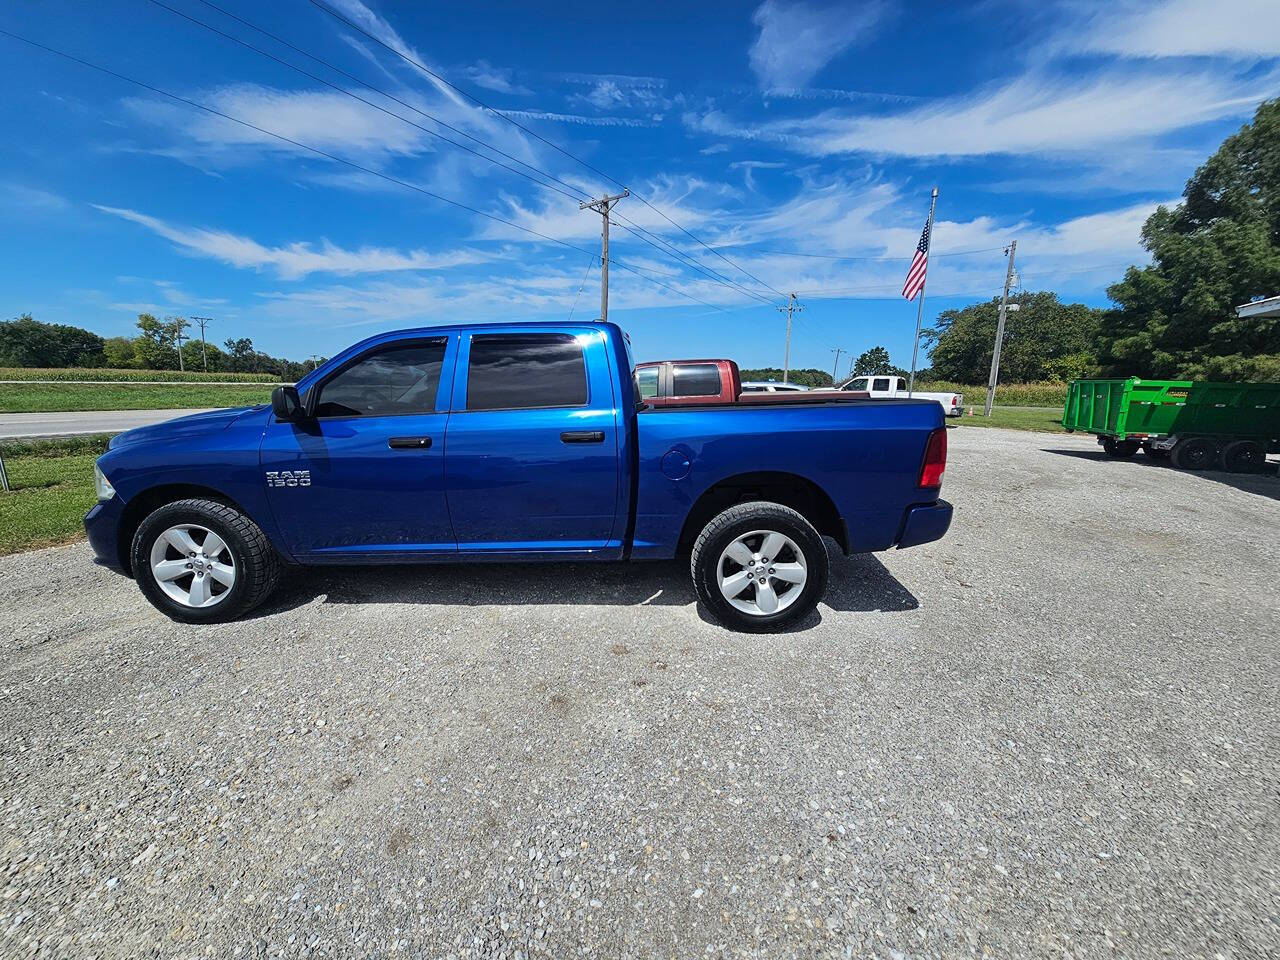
271;385;306;422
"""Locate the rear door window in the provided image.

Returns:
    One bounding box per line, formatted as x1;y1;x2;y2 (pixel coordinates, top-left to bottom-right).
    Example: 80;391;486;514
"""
671;363;721;397
872;378;892;392
313;340;446;418
636;366;660;399
466;334;588;411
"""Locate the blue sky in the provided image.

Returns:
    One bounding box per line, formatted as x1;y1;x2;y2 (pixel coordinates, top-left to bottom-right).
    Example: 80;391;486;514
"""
2;0;1278;375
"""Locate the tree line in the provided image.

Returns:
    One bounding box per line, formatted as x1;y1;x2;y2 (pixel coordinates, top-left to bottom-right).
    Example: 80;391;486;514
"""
0;313;322;382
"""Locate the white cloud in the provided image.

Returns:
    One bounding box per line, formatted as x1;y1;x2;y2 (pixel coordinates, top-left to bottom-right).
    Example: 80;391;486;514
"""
124;84;427;160
1075;0;1280;60
748;0;887;90
0;183;70;213
464;60;530;95
693;64;1278;158
498;109;656;128
94;205;487;279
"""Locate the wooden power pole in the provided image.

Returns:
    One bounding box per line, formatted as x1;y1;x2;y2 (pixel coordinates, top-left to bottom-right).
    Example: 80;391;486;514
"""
984;240;1018;417
777;292;803;383
579;190;628;322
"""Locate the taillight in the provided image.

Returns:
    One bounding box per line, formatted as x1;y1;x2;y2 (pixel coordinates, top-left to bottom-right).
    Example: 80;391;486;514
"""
919;427;946;488
951;395;959;407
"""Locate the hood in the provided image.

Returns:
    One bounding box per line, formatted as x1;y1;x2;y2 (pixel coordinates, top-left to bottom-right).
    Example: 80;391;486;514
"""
109;405;268;449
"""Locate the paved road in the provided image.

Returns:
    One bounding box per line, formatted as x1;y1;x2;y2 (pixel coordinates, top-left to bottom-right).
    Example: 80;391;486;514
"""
1;429;1277;958
0;408;216;438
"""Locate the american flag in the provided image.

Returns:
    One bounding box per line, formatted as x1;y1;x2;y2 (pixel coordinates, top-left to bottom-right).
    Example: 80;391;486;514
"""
901;216;932;301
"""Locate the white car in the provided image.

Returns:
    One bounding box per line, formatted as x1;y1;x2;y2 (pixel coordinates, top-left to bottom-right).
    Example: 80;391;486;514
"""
741;381;811;393
843;375;962;417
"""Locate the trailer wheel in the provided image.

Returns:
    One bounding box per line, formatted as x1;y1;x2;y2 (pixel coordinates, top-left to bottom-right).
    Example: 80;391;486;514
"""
1171;437;1220;471
1223;439;1265;473
1141;443;1170;460
1103;438;1139;458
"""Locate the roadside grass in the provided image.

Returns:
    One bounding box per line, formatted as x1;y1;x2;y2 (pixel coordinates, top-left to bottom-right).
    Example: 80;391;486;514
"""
952;405;1067;433
0;366;278;383
0;435;111;554
917;381;1069;407
0;382;271;413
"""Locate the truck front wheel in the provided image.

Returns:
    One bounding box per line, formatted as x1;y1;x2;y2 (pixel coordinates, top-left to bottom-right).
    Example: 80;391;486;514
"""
131;498;281;624
690;501;829;633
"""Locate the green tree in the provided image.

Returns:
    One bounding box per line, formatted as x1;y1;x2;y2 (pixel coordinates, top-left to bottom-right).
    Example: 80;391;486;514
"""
738;367;833;388
103;336;138;368
853;346;892;375
223;337;256;372
923;291;1103;383
1100;98;1280;380
132;314;188;369
182;338;227;372
0;314;106;367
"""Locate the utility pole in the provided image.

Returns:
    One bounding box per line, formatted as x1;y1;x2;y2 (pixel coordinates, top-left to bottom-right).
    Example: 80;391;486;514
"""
173;318;188;373
908;186;939;397
777;292;802;383
984;239;1018;417
191;316;213;372
579;189;628;322
830;347;845;385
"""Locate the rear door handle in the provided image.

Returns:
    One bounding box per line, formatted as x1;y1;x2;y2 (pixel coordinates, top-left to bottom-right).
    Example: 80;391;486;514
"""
560;430;605;444
388;436;432;449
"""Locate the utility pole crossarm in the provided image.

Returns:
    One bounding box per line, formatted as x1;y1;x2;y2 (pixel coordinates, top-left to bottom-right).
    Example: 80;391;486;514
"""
580;189;629;323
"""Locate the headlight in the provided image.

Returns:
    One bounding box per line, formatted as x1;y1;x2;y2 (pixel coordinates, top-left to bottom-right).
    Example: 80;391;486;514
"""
94;462;116;501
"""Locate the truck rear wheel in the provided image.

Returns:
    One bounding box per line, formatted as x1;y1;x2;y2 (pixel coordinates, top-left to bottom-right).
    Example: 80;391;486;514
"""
690;501;828;633
1223;439;1266;473
1171;437;1220;471
131;498;281;623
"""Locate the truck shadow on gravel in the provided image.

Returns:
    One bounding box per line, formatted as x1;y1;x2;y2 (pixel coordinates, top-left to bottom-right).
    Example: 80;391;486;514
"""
254;544;918;631
1042;447;1280;501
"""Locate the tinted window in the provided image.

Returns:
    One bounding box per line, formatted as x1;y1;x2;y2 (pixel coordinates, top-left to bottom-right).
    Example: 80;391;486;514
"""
467;334;587;410
872;378;891;391
314;341;445;418
671;363;721;397
636;366;660;399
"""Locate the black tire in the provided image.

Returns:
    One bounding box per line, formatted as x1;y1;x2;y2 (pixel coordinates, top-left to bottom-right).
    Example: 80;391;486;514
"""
690;501;828;633
1103;437;1139;457
131;498;281;623
1171;436;1220;471
1142;443;1170;460
1223;439;1266;473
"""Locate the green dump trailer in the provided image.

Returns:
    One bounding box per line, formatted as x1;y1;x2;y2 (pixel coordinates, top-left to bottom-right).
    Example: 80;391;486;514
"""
1062;378;1280;472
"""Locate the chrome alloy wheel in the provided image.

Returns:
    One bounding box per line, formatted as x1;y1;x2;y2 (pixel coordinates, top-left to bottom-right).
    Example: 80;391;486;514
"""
716;529;807;616
149;523;236;608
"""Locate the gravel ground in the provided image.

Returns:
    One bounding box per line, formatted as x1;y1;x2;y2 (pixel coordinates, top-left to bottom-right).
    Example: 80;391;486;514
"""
2;427;1277;959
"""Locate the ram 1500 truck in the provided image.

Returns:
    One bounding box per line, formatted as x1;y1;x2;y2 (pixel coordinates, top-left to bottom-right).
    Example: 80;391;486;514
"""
85;322;952;632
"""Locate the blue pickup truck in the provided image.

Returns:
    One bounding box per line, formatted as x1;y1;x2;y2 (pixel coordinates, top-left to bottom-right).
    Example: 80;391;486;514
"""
85;321;952;631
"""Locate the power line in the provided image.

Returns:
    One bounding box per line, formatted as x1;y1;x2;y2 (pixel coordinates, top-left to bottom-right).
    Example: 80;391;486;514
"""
305;0;788;302
0;27;733;314
729;245;1009;262
153;0;774;307
146;0;585;204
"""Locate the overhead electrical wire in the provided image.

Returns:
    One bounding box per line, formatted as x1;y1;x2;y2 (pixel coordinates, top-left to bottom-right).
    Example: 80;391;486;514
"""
304;0;789;302
151;0;776;307
0;27;734;314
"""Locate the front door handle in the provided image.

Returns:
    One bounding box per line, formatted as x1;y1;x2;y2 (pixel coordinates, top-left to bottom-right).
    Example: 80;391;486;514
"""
388;436;432;449
560;430;605;444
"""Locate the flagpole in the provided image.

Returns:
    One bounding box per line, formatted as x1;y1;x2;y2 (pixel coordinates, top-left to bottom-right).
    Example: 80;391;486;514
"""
907;186;938;398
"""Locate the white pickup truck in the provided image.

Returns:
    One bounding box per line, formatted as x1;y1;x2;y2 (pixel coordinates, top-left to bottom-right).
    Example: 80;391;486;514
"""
842;375;963;417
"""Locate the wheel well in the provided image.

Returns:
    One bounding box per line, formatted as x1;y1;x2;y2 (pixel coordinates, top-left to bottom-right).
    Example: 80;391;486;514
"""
677;472;846;555
115;484;242;574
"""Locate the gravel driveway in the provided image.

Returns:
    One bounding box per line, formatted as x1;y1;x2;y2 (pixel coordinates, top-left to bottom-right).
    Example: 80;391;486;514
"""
2;427;1277;959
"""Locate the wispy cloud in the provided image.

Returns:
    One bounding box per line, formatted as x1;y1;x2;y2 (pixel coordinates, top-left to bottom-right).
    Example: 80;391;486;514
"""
1074;0;1280;60
692;64;1278;158
464;59;531;95
498;109;657;128
748;0;888;90
94;205;488;279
